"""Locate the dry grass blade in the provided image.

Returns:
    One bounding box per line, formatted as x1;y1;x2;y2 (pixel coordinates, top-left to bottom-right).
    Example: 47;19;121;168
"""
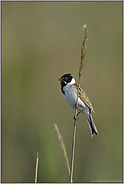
54;123;70;175
70;24;88;183
35;152;39;183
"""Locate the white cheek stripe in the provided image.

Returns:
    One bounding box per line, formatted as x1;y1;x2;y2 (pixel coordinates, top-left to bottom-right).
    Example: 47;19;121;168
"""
69;78;76;85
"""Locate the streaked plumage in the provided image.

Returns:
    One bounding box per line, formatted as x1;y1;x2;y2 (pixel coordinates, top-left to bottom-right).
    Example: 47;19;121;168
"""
73;84;94;113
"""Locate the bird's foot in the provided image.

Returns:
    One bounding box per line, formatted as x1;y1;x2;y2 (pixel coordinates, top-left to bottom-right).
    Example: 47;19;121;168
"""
75;104;79;109
73;115;79;121
73;111;81;121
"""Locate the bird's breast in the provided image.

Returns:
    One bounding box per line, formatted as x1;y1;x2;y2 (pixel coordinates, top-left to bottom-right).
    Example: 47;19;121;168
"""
62;85;88;112
62;85;77;110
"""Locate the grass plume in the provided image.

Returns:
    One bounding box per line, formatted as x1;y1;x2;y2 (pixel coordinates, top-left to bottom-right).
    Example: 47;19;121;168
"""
54;123;70;175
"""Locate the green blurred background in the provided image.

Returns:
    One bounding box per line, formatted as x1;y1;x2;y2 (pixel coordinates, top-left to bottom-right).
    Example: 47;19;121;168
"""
2;1;122;183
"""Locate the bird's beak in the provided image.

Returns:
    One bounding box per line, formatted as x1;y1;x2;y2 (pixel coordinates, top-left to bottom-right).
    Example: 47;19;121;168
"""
58;78;62;82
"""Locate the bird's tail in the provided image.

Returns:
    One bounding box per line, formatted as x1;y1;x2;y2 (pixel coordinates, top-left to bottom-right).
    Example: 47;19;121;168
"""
86;112;98;137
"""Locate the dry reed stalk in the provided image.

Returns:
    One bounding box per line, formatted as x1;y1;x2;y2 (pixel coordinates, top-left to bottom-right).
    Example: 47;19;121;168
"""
35;152;39;183
54;123;70;175
70;24;88;183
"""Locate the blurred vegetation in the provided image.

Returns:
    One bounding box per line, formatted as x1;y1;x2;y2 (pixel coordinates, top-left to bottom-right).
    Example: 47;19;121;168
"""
2;1;122;183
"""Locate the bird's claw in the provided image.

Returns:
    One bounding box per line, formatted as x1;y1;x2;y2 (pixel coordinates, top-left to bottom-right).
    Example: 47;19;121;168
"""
73;115;79;121
75;104;79;109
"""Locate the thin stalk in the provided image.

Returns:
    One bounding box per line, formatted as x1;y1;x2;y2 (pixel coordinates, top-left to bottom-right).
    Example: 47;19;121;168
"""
70;24;88;183
54;123;70;175
35;152;39;183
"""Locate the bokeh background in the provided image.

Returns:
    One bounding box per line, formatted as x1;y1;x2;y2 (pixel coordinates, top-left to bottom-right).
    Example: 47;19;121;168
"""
2;1;122;183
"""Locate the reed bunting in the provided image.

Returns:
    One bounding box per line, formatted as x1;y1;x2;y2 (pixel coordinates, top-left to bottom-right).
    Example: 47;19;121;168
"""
58;73;98;137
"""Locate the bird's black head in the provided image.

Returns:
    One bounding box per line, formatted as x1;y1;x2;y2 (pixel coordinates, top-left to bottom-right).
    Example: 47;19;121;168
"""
58;73;74;94
59;73;73;84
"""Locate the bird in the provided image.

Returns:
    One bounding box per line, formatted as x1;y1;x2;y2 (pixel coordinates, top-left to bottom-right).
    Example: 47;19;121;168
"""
58;73;98;137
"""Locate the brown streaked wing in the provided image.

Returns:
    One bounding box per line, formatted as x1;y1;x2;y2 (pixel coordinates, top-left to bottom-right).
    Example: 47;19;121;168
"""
73;84;94;112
